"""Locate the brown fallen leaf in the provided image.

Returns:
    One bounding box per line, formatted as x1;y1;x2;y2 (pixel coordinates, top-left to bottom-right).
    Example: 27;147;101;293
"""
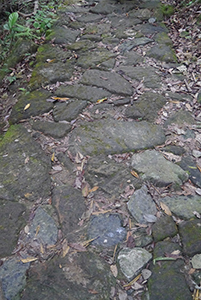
131;170;139;178
88;289;99;294
51;96;69;101
51;152;55;162
21;257;38;263
110;264;118;277
96;97;107;104
24;103;31;111
160;202;172;216
69;242;87;252
62;239;70;258
89;186;99;193
82;183;90;197
123;273;141;287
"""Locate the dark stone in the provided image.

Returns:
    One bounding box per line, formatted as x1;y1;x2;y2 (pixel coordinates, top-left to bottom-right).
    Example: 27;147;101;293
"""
9;90;53;124
178;156;201;188
52;185;86;241
53;100;88;122
147;44;177;63
46;26;79;44
148;241;192;300
87;213;126;247
32;120;71;138
160;145;185;156
119;38;153;52
0;125;51;201
164;110;195;127
77;49;116;69
0;201;28;257
55;84;111;103
80;69;133;96
152;215;178;242
178;219;201;256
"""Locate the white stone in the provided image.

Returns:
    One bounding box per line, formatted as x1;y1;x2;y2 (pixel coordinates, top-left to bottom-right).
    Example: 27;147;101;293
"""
191;254;201;269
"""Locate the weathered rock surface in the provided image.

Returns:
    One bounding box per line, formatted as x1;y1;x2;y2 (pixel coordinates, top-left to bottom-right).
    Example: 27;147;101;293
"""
152;215;178;242
118;247;152;280
0;125;51;201
32;120;71;138
179;219;201;256
69;120;166;155
53;100;88;122
131;150;188;188
127;185;157;224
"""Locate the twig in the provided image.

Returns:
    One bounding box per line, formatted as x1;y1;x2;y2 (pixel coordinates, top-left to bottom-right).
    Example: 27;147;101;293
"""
33;0;39;15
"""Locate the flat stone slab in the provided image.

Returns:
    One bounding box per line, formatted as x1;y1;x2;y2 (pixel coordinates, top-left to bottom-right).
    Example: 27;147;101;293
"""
55;84;111;103
77;49;116;69
147;44;177;63
125;91;166;122
152;215;178;242
21;250;115;300
127;185;157;224
148;241;192;300
116;66;162;88
32;120;71;138
131;150;188;188
0;257;30;300
178;156;201;188
0;200;28;257
119;38;154;52
161;195;201;219
52;185;86;242
118;247;152;280
68;119;166;156
88;214;126;247
85;155;142;197
46;26;79;44
80;69;133;96
0;125;51;201
53;100;88;122
179;219;201;256
9;90;53;124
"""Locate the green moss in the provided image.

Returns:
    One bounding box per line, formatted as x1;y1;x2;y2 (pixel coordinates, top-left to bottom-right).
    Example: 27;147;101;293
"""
160;4;175;17
0;125;19;146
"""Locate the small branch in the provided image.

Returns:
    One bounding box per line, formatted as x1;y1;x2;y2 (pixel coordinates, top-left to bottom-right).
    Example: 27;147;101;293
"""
33;0;39;15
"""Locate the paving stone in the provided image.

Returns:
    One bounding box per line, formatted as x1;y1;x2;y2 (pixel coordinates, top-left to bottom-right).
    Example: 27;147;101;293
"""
87;213;126;247
9;89;53;124
46;26;79;44
0;200;28;258
118;247;152;280
0;125;51;201
147;44;177;63
0;257;30;300
80;69;133;96
148;241;192;300
178;156;201;188
85;155;142;197
125;91;166;122
55;84;111;102
178;219;201;256
121;52;144;66
161;194;201;219
152;215;178;242
164;110;195;127
77;49;116;68
32;120;71;138
68;119;166;156
53;100;88;122
116;66;162;88
127;185;157;224
52;185;86;242
119;37;154;52
131;150;188;188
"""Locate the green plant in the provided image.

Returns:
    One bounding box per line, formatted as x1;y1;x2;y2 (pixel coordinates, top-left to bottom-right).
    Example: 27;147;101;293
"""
160;4;175;17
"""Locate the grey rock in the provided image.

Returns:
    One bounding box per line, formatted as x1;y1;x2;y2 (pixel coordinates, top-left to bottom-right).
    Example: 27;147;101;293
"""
125;91;166;122
178;156;201;188
52;185;86;242
147;44;177;63
88;214;126;247
148;241;192;300
80;69;133;96
56;84;111;103
46;26;79;44
129;8;152;20
28;207;58;245
134;227;153;247
118;247;152;280
0;125;51;201
164;110;195;127
0;257;30;300
136;23;167;35
122;52;144;66
179;219;201;256
69;119;166;156
85;155;142;197
119;38;153;52
77;13;103;23
127;185;157;224
66;40;96;52
131;150;188;188
152;215;177;242
192;254;201;269
53;100;87;122
9;90;53;124
0;201;28;257
116;66;161;88
161;194;201;219
32;120;71;138
77;49;116;69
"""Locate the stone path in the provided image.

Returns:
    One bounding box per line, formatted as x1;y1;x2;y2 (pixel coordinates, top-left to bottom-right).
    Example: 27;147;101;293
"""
0;0;201;299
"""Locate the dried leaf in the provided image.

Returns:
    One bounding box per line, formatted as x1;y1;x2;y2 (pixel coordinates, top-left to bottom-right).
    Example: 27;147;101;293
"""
52;165;62;171
24;156;29;164
126;234;135;248
69;242;87;252
40;243;44;254
131;170;139;178
62;239;70;257
160;202;172;216
24;103;31;111
89;186;99;193
88;289;99;294
51;96;70;101
96;97;107;104
82;183;90;197
35;225;40;236
123;273;141;287
21;257;38;263
143;214;157;223
110;264;118;277
51;153;55;162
